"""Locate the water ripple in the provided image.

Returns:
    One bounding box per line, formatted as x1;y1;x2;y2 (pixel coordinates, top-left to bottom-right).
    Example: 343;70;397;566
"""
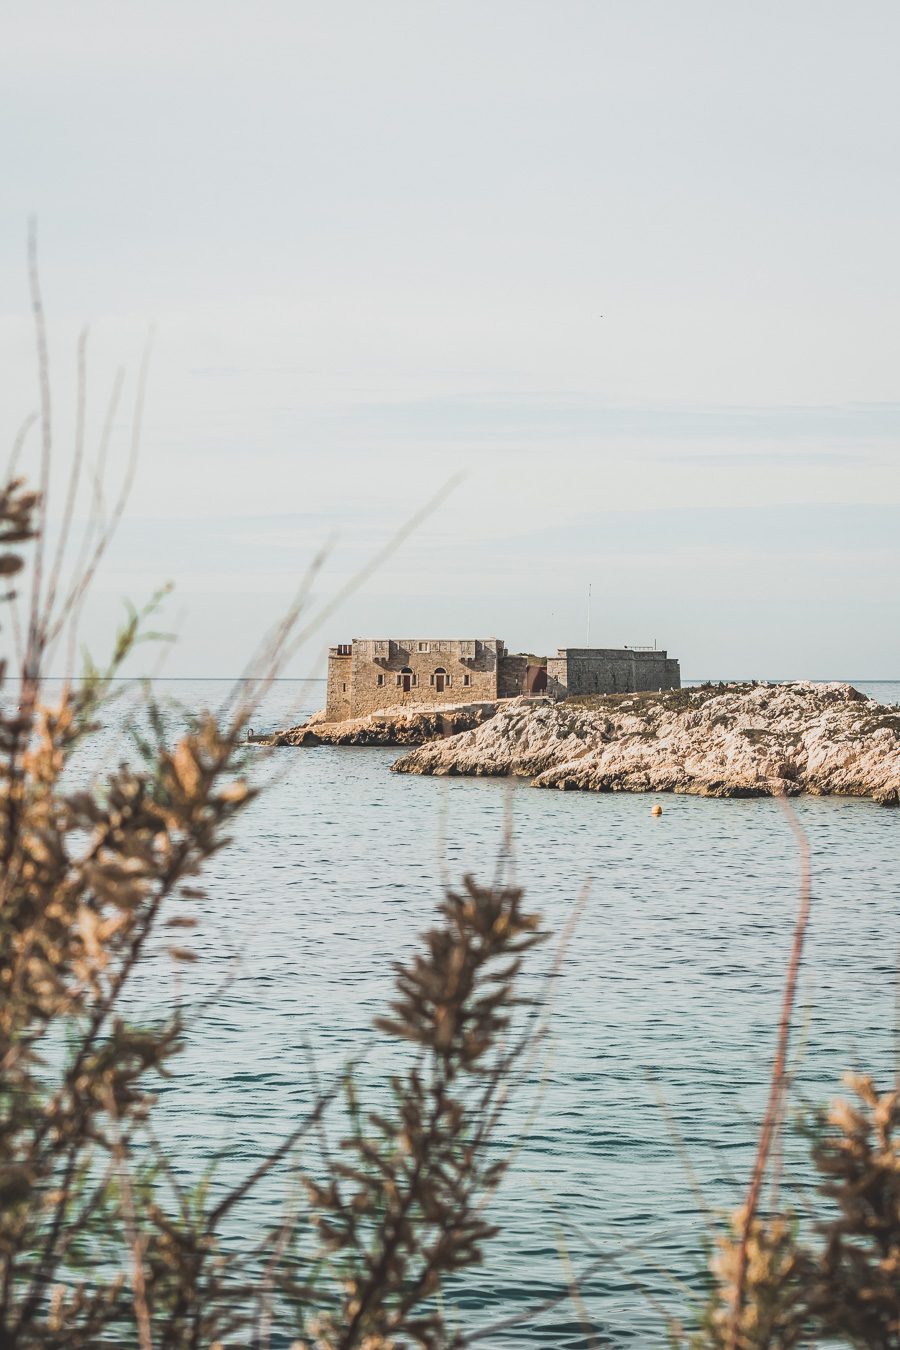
78;679;900;1343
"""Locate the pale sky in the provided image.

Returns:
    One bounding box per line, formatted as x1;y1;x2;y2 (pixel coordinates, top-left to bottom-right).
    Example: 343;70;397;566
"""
2;1;899;678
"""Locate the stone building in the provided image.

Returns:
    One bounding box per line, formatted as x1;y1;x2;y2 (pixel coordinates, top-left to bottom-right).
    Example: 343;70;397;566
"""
325;637;680;721
325;638;531;722
546;647;681;698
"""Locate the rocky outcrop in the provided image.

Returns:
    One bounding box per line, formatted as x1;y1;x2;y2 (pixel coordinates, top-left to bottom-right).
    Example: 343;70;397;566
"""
391;683;900;805
267;700;499;747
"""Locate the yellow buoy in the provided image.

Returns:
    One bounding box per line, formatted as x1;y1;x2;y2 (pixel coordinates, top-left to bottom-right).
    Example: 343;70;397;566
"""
651;803;662;817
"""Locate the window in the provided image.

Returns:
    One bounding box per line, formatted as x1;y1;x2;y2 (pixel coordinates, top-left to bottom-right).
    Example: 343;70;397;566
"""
376;673;385;687
342;683;347;692
418;642;430;653
463;673;471;687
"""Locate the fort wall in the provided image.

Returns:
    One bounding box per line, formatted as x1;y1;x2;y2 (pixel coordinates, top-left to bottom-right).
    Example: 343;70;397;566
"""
345;638;503;719
497;654;528;698
325;638;681;721
547;648;680;697
324;647;352;721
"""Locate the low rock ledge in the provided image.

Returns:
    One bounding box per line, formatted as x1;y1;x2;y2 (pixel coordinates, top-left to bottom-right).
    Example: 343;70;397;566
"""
265;700;500;747
390;682;900;805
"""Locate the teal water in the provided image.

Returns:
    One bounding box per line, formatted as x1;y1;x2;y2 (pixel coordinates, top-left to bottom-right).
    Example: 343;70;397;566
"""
74;680;900;1344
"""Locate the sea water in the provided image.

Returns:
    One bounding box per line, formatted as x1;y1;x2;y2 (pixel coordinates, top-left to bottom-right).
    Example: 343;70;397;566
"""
61;679;900;1344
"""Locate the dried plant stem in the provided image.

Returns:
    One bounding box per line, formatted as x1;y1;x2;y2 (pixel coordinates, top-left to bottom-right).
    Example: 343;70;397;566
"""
25;217;52;687
50;334;149;649
4;249;550;1348
103;1089;153;1350
726;797;811;1350
44;326;88;630
554;1228;599;1348
338;1085;447;1348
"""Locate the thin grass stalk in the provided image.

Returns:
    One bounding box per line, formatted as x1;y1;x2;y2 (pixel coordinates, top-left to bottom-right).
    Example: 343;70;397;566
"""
726;796;811;1349
103;1089;153;1350
25;217;52;689
44;327;88;634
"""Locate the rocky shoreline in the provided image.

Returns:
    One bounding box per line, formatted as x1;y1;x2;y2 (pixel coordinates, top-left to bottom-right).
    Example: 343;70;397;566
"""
390;682;900;805
265;700;499;747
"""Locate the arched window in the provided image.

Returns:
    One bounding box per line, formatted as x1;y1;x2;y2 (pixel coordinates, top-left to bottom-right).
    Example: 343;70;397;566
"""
397;666;414;693
431;666;449;693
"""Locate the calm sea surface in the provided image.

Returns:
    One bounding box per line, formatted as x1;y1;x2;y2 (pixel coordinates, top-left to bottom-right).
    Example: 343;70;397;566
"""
65;679;900;1345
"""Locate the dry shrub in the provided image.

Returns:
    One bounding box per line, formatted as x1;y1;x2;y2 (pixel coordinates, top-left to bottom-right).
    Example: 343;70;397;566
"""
681;800;900;1348
4;442;900;1347
807;1074;900;1346
688;1075;900;1348
2;243;896;1345
290;878;544;1350
0;470;274;1345
0;466;546;1346
690;1210;807;1349
1;234;556;1345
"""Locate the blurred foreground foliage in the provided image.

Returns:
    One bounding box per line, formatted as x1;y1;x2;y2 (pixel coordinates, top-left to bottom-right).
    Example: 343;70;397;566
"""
686;1074;900;1349
1;467;550;1347
0;448;898;1345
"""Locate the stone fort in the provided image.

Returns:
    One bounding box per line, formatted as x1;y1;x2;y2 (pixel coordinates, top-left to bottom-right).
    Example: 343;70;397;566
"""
325;638;680;721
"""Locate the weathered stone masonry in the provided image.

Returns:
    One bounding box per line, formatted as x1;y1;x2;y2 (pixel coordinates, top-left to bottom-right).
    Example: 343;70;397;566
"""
327;638;506;721
546;647;681;697
325;638;680;721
